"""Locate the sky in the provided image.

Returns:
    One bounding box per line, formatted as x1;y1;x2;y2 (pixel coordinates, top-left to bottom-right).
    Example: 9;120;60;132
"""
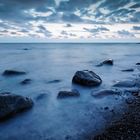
0;0;140;42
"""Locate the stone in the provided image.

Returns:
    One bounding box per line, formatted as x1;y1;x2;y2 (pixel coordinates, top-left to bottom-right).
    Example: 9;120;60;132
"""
3;70;26;76
20;79;32;85
72;70;102;87
0;92;33;120
57;89;80;99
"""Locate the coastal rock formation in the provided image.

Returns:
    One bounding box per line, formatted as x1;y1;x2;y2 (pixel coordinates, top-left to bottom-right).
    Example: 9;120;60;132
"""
2;70;26;76
97;59;113;66
91;90;120;98
0;92;33;120
72;70;102;87
57;89;80;98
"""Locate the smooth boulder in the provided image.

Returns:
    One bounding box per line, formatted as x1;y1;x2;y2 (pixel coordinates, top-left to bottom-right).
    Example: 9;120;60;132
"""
57;90;80;99
20;79;32;85
97;59;113;66
3;70;26;76
72;70;102;87
0;92;33;120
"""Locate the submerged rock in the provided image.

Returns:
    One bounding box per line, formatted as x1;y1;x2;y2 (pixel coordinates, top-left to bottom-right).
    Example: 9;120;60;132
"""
2;70;26;76
0;92;33;120
97;59;113;67
35;93;48;101
113;80;136;88
121;69;134;72
47;80;62;84
20;79;32;85
91;90;120;98
72;70;102;87
57;89;80;99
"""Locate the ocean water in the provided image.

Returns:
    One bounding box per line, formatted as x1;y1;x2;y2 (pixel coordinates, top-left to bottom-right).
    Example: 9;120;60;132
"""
0;43;140;140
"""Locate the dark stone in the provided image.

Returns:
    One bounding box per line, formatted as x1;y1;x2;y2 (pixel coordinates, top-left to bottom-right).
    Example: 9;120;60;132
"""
57;89;80;99
125;98;134;104
121;69;134;72
23;48;29;50
97;59;113;66
3;70;26;76
113;80;136;88
136;62;140;65
47;80;61;84
0;92;33;120
72;70;102;87
91;90;120;98
20;79;32;85
104;107;109;110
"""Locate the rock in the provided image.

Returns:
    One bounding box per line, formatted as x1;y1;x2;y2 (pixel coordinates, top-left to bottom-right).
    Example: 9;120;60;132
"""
47;80;61;84
0;92;33;120
91;90;120;98
57;89;80;99
136;62;140;65
72;70;102;87
2;70;26;76
104;107;109;110
125;98;134;104
97;59;113;66
113;80;136;88
35;93;47;100
121;69;134;72
23;48;29;50
20;79;32;85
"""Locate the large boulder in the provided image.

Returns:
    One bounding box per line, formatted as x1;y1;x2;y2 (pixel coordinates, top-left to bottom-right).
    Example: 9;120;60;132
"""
0;92;33;120
72;70;102;87
3;70;26;76
57;90;80;99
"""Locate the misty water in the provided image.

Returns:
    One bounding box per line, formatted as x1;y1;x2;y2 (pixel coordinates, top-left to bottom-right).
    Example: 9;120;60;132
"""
0;43;140;140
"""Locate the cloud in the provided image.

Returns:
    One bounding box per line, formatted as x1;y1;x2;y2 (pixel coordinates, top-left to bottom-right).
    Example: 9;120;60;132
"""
37;25;52;37
117;30;135;37
83;27;110;34
133;26;140;30
65;23;72;27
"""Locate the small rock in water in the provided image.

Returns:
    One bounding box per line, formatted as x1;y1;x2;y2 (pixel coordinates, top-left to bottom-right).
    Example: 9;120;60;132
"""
47;80;62;84
35;93;48;100
136;62;140;65
23;48;29;50
0;92;33;120
57;89;80;99
2;70;26;76
91;90;120;98
72;70;102;87
121;69;134;72
113;80;136;88
20;79;32;85
104;107;109;110
125;98;134;104
97;59;113;66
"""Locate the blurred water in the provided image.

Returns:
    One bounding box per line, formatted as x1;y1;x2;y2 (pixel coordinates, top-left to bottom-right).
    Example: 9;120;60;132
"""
0;43;140;140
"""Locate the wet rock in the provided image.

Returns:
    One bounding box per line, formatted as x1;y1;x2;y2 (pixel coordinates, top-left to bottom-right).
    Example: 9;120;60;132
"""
0;92;33;120
125;98;134;104
57;89;80;99
121;69;134;72
113;80;136;88
35;93;47;100
72;70;102;87
23;48;29;50
136;62;140;65
20;79;32;85
2;70;26;76
47;80;62;84
97;59;113;66
91;90;120;98
104;107;109;110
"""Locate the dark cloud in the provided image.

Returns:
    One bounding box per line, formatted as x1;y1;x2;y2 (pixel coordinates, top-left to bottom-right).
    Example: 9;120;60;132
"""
37;25;52;37
84;27;110;34
65;23;72;27
133;26;140;30
117;30;135;37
